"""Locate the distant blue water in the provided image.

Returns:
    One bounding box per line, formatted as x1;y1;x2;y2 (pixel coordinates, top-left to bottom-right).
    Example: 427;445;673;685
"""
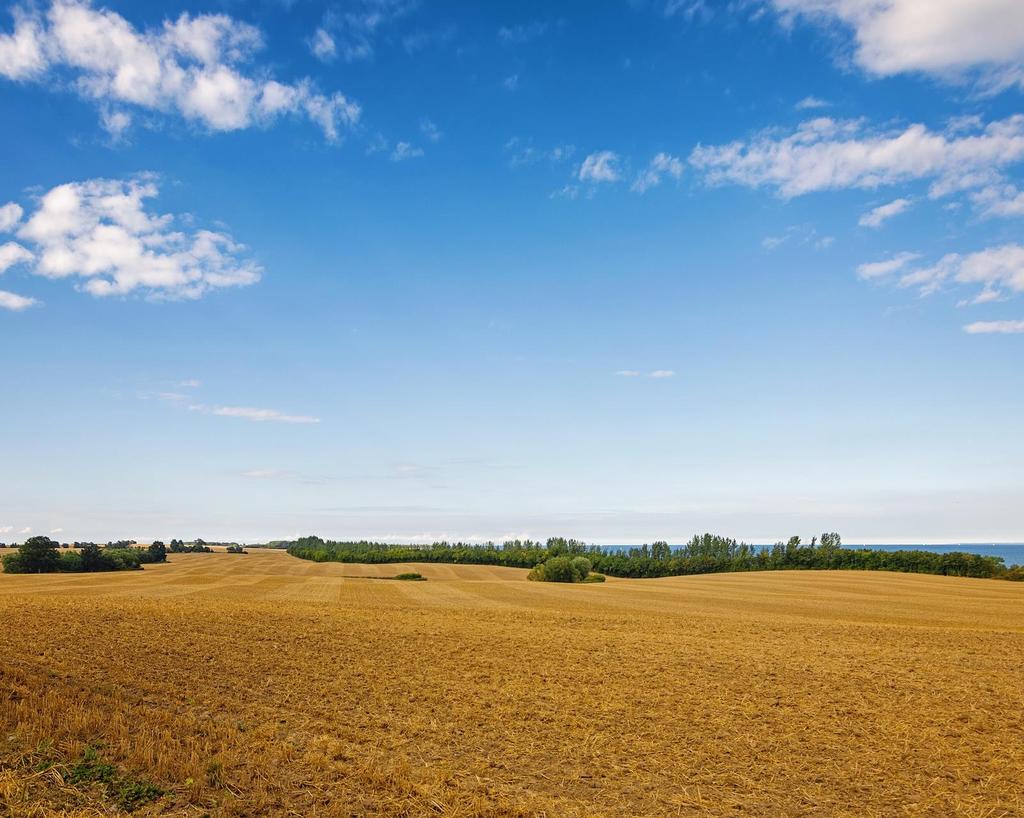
599;543;1024;567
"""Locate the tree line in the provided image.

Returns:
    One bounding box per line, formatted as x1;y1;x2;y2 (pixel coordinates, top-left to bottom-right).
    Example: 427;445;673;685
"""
1;537;168;573
286;534;1023;581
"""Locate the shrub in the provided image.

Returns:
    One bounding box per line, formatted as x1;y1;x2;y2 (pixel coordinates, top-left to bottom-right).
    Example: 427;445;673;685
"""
58;551;83;572
582;573;606;583
2;553;24;573
394;572;425;581
570;557;592;581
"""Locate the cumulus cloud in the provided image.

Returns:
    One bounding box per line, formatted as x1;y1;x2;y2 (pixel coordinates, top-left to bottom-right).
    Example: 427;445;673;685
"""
189;404;320;424
648;370;676;378
631;152;684;193
856;251;921;280
963;319;1024;334
859;197;912;228
615;370;640;376
0;1;360;141
970;183;1024;218
770;0;1024;91
795;95;829;110
0;202;23;231
0;241;33;273
578;151;622;184
689;115;1024;201
10;176;260;301
0;289;37;310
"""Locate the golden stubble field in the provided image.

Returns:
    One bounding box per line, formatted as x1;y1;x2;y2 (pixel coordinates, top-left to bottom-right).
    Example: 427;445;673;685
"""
1;550;1023;817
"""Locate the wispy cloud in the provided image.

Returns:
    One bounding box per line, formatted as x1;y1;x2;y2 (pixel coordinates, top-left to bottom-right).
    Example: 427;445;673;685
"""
963;319;1024;334
505;137;575;168
631;153;684;193
856;252;922;280
390;142;424;161
498;21;553;45
617;369;676;378
420;118;441;142
241;468;296;479
859;198;912;228
690;115;1024;203
190;404;320;424
578;151;622;184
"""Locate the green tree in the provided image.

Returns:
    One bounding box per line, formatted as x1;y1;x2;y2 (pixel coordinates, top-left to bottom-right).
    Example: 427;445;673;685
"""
17;536;61;573
147;541;167;563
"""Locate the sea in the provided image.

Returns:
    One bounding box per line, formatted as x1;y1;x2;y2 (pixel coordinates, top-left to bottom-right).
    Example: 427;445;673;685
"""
600;543;1024;567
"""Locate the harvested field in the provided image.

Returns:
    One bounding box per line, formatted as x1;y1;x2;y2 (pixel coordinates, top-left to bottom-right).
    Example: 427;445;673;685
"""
1;549;1023;817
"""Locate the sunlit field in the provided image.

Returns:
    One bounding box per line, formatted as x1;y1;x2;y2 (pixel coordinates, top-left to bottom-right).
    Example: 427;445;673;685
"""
2;549;1023;817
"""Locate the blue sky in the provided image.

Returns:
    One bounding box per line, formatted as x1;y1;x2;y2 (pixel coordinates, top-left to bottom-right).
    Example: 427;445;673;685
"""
1;0;1023;544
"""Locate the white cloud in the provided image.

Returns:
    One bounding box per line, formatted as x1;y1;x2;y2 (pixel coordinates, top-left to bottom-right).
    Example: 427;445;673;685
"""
498;21;551;45
18;527;31;534
178;378;201;388
615;369;640;376
963;319;1024;334
13;176;260;300
578;150;621;184
761;224;835;252
390;141;423;161
309;27;336;62
505;137;575;168
0;241;33;273
0;290;38;310
0;1;360;141
0;202;23;231
316;0;415;63
859;197;912;228
648;370;676;378
420;118;441;142
503;73;519;91
241;468;294;479
970;183;1024;218
690;115;1024;200
907;244;1024;300
861;244;1024;304
549;184;579;200
0;525;12;534
795;95;829;110
190;404;320;424
100;107;131;140
631;152;684;193
856;251;921;280
770;0;1024;91
50;527;63;533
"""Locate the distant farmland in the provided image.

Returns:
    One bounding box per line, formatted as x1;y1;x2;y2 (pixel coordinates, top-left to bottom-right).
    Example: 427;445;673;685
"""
2;549;1023;817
